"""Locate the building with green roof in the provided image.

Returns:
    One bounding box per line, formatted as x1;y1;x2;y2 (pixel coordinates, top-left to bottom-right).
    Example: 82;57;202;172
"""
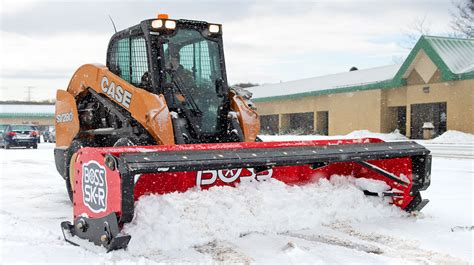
248;36;474;138
0;102;55;126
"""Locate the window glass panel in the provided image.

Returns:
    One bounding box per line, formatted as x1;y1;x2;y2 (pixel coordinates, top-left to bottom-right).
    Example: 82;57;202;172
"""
110;37;149;86
131;37;149;85
110;38;131;82
163;29;223;134
118;39;130;82
178;41;218;86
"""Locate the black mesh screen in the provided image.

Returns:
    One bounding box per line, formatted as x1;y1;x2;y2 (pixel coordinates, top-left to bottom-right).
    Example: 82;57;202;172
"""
131;38;149;85
110;39;130;82
179;41;213;86
109;37;149;86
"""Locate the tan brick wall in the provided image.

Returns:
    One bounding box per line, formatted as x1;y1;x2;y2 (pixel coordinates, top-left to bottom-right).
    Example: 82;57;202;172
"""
385;87;407;107
254;78;474;136
404;79;474;136
255;89;384;135
327;90;382;135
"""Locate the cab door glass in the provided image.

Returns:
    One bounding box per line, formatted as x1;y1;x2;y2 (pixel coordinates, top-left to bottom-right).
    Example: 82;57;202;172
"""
115;38;131;82
130;37;150;86
162;29;224;134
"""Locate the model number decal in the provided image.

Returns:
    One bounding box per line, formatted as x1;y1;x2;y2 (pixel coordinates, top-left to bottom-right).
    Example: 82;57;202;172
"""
196;168;273;186
56;111;73;123
101;76;133;109
82;161;107;213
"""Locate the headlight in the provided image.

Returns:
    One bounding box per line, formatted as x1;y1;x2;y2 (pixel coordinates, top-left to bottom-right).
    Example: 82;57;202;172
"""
209;24;220;33
165;20;176;29
151;19;163;29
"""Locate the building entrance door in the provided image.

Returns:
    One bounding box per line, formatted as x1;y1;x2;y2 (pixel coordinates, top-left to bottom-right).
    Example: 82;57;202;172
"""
410;102;447;139
260;115;279;135
288;112;314;134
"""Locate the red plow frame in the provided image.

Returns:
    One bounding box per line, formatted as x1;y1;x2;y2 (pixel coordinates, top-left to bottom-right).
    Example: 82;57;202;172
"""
61;138;431;251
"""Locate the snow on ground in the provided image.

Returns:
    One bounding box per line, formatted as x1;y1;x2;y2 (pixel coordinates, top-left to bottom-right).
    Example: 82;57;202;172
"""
428;131;474;144
0;136;473;264
418;131;474;159
262;130;474;159
261;129;474;144
260;129;408;142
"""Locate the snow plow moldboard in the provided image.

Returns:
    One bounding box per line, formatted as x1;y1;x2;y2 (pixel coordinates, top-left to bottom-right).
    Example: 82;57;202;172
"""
61;138;431;251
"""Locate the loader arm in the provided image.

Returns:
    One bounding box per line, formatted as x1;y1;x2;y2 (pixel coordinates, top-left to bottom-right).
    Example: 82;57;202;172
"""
63;64;175;146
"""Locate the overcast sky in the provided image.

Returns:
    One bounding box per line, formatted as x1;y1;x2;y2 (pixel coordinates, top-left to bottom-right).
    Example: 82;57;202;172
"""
0;0;454;101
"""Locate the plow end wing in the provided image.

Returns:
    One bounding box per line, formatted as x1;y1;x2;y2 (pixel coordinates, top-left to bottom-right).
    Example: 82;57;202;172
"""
61;213;131;251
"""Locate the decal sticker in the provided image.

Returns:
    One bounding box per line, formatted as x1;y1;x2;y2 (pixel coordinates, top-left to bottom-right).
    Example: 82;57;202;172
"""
196;168;273;186
82;161;107;213
101;76;133;109
56;111;73;123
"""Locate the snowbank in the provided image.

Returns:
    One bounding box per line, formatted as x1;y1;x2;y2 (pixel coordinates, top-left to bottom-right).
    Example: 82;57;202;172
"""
260;130;408;142
124;177;403;254
345;130;407;141
429;130;474;144
1;144;472;263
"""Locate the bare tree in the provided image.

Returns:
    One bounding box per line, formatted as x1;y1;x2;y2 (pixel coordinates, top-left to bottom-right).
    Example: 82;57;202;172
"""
400;15;432;50
450;0;474;38
391;55;405;65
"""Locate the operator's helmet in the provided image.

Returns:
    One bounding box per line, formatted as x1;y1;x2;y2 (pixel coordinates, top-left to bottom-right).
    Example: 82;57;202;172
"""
166;47;181;69
165;45;180;60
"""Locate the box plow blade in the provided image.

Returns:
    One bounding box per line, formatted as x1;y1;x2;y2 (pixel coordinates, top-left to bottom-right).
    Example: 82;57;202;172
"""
61;138;431;251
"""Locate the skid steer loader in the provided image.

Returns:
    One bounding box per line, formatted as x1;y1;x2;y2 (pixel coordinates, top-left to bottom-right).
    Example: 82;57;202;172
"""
55;15;431;251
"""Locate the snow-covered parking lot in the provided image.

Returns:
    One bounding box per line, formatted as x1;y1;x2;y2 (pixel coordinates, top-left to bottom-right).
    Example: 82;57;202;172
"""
0;134;473;264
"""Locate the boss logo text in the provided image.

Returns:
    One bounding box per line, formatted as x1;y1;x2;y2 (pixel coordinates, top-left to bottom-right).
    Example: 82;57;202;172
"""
196;168;273;186
82;161;107;213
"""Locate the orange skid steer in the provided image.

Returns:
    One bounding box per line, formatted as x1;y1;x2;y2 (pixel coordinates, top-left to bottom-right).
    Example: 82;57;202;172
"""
55;16;431;251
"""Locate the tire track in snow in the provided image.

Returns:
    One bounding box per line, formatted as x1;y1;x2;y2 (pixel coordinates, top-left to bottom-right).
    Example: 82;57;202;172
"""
194;240;253;264
325;223;469;264
241;229;385;257
279;231;383;254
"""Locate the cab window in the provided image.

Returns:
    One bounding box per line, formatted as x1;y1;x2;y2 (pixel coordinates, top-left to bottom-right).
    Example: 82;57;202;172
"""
109;37;149;87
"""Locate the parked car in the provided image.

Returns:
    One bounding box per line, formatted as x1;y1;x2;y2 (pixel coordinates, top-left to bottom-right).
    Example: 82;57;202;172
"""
1;124;38;149
43;127;56;143
0;124;7;148
31;125;41;143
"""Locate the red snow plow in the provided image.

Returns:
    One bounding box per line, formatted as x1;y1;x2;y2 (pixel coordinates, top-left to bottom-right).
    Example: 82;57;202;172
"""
60;138;431;251
56;16;431;251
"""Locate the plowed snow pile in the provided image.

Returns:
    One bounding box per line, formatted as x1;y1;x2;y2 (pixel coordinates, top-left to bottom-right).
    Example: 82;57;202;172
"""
430;130;474;144
124;176;404;254
260;130;408;142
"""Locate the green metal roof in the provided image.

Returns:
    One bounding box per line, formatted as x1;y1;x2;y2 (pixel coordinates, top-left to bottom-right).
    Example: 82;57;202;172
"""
0;113;54;118
394;35;474;82
253;35;474;103
427;36;474;74
253;79;401;103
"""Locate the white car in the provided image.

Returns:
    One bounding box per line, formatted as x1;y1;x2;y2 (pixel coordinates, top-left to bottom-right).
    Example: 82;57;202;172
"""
43;127;56;143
